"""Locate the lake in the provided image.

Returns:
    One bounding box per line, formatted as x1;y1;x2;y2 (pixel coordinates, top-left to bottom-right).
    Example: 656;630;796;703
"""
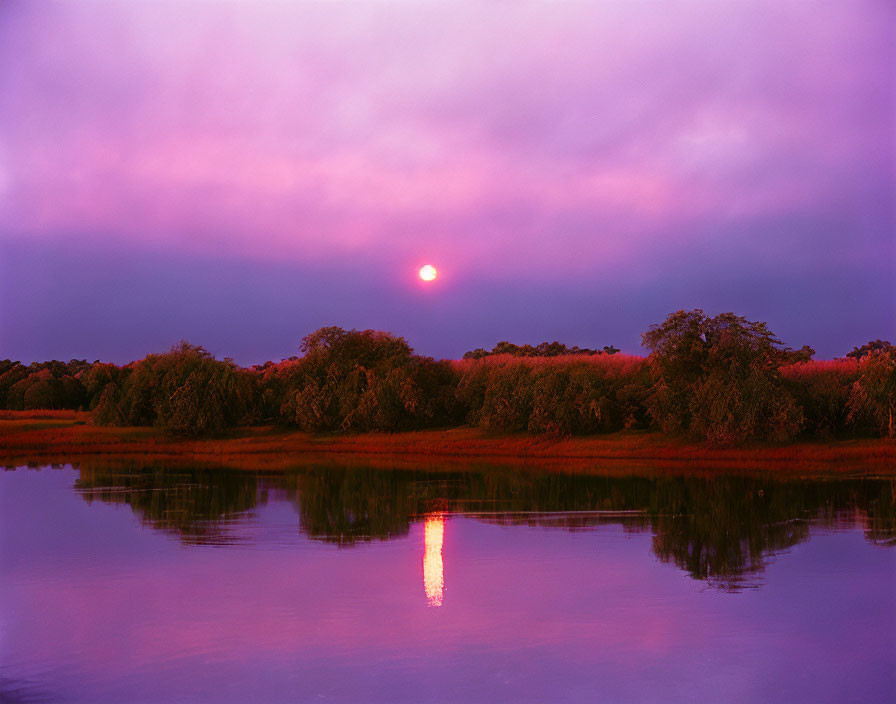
1;463;894;703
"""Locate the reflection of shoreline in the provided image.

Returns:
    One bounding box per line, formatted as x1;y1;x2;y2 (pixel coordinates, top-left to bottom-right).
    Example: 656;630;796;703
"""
70;464;896;588
424;514;444;607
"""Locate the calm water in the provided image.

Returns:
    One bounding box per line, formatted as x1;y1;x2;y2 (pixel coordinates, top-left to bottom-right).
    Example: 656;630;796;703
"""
1;464;894;703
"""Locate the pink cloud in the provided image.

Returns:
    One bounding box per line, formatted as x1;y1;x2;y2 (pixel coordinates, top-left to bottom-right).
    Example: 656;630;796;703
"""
0;0;891;277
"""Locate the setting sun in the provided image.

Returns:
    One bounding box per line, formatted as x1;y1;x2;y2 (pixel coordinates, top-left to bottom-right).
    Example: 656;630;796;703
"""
419;264;437;282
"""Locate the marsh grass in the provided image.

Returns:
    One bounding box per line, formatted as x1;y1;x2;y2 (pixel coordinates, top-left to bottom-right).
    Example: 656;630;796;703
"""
2;410;893;476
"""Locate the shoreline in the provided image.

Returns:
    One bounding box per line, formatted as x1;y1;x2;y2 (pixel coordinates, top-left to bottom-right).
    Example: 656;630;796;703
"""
1;411;894;476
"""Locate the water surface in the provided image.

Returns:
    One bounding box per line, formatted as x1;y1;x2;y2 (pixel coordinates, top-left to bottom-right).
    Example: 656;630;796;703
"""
2;464;894;703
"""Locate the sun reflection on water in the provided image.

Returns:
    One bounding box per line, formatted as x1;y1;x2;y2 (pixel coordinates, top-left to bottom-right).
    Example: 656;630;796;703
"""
423;513;444;607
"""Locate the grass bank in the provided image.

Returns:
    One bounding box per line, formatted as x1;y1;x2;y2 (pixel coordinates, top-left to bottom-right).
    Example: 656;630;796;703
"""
0;411;893;476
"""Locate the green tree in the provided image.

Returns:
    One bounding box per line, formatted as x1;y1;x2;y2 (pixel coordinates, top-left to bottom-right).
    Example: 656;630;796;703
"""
846;348;896;438
93;342;257;436
281;327;456;432
642;310;803;444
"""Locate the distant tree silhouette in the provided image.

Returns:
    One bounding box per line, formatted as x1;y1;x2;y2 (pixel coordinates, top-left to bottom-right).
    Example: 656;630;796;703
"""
780;345;815;364
462;340;614;359
847;339;894;360
0;360;86;410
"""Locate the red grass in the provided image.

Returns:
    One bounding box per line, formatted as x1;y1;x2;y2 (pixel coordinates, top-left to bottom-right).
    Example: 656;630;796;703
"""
451;353;646;375
1;410;893;476
0;410;91;421
780;358;860;380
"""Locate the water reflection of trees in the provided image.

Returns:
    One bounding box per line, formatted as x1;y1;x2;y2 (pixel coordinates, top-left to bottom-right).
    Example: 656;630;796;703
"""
649;479;812;589
290;469;418;545
73;463;895;585
75;465;264;545
649;477;895;588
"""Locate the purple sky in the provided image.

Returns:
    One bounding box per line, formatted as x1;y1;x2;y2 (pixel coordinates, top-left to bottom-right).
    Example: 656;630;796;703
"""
1;1;893;363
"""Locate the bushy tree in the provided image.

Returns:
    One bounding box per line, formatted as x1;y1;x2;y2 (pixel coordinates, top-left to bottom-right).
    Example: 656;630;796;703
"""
82;363;125;410
0;361;27;408
280;327;457;431
781;360;858;438
3;365;86;410
454;355;650;435
475;362;535;432
92;381;127;426
846;348;896;438
93;342;257;435
642;310;803;444
251;360;299;422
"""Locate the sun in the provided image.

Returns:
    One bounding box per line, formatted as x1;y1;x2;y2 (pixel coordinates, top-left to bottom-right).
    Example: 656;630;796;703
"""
419;264;437;282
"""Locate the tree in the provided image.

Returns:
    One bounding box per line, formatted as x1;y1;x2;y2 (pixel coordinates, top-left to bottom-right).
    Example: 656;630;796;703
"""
82;363;124;409
92;342;257;436
847;340;894;360
281;327;457;432
642;310;803;444
461;339;606;359
5;366;86;410
780;345;815;364
846;348;896;438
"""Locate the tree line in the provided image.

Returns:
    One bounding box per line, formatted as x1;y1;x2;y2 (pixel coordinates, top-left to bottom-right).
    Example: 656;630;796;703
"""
1;310;893;443
463;340;620;359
